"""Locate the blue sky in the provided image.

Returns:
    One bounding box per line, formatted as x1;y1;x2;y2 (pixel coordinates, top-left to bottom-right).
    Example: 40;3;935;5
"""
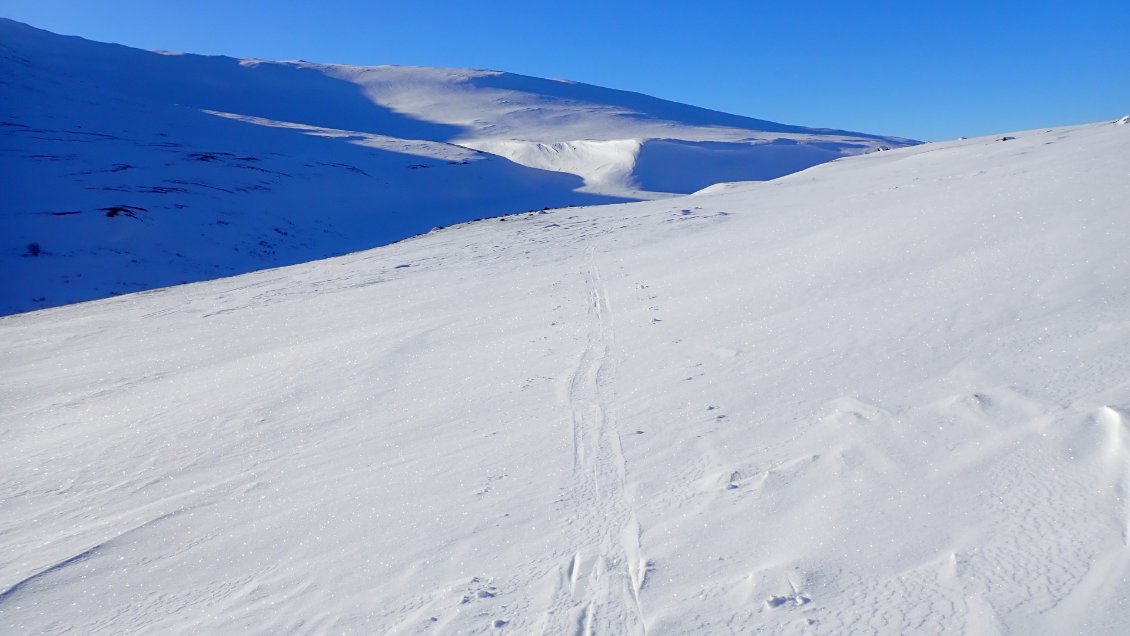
2;1;1127;140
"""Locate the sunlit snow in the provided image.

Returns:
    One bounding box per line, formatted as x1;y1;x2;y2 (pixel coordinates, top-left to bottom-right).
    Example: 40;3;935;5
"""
3;118;1129;634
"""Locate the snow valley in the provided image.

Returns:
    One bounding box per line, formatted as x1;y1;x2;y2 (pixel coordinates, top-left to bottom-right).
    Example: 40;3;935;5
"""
1;18;908;315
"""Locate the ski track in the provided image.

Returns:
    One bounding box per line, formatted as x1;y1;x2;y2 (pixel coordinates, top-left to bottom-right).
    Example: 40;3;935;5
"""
541;241;647;635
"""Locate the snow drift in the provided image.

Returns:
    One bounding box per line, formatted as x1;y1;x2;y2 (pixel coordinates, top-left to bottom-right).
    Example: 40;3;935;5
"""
2;120;1128;634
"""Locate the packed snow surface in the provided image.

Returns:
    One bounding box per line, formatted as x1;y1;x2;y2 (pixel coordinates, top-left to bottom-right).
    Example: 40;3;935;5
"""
0;18;910;315
3;121;1129;634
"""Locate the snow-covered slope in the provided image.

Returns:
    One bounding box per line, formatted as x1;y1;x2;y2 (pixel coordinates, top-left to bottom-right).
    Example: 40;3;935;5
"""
316;63;911;197
0;19;911;315
3;120;1127;634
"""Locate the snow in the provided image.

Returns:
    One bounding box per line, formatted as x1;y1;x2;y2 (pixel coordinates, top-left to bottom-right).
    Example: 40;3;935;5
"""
466;138;648;198
0;18;910;315
3;120;1129;634
320;63;912;197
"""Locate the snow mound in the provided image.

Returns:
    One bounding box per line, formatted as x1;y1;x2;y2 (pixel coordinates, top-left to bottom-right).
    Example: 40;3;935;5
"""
690;181;754;195
3;121;1128;634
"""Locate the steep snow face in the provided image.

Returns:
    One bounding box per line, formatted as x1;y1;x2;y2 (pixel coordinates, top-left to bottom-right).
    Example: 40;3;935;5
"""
3;122;1128;635
1;19;910;314
466;139;648;198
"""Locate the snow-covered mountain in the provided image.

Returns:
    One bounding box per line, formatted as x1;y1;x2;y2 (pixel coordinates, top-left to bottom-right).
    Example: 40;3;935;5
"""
0;19;911;315
3;119;1128;634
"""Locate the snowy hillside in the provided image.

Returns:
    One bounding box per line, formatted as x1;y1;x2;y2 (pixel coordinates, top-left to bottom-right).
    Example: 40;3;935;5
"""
3;120;1128;634
313;64;910;197
0;19;910;315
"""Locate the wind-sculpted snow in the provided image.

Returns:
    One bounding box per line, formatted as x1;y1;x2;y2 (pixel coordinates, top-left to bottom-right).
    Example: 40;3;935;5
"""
2;121;1128;634
1;19;910;314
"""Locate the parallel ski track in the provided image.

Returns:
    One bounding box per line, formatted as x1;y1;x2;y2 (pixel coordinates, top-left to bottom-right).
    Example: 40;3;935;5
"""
542;242;647;635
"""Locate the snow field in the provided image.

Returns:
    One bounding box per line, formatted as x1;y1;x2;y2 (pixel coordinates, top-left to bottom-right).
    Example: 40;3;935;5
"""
3;121;1129;633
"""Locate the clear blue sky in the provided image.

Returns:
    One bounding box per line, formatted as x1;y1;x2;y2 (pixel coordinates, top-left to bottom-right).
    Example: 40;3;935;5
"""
2;0;1127;140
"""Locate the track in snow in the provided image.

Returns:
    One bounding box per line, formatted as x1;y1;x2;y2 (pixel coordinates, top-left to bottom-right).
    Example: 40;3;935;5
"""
542;242;648;635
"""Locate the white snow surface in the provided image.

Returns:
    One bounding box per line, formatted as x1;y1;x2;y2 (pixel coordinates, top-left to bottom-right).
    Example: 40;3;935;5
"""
0;18;910;315
3;121;1129;634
